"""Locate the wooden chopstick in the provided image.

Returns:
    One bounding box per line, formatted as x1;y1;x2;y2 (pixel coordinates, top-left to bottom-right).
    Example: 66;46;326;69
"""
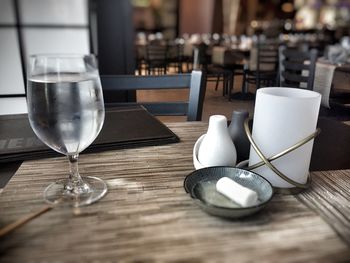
0;205;53;237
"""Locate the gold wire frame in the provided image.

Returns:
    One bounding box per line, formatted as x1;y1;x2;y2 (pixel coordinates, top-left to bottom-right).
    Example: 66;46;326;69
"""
243;118;321;194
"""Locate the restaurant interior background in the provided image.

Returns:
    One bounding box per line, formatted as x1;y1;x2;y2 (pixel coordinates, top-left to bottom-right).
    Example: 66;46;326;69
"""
0;0;350;117
2;1;350;260
133;0;350;39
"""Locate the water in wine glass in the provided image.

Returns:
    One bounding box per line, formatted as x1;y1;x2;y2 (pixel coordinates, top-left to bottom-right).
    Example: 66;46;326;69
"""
27;54;107;207
27;73;105;155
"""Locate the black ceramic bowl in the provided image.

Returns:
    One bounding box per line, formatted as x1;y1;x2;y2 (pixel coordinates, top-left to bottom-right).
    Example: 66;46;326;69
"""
184;166;273;219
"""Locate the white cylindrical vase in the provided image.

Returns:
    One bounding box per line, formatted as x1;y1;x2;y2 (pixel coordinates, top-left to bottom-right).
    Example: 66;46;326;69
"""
248;88;321;188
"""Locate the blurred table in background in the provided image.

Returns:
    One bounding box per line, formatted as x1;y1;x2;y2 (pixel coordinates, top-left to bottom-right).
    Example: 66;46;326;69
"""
332;63;350;94
210;46;251;100
314;59;350;108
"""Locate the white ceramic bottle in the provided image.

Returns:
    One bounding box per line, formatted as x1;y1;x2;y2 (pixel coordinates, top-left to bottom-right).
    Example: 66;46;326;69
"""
198;115;237;167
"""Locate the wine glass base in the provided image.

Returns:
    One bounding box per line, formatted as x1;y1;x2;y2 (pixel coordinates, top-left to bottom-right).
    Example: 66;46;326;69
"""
44;176;108;207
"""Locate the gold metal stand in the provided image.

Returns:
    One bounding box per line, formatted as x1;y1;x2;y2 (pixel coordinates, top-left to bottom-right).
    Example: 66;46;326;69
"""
243;118;321;194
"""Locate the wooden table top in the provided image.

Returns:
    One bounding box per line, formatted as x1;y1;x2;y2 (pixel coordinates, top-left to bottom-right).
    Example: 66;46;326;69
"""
0;122;350;262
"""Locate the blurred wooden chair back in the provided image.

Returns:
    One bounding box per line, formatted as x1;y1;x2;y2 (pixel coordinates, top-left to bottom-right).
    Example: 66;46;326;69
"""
146;44;168;74
279;46;318;90
242;40;279;91
101;71;206;121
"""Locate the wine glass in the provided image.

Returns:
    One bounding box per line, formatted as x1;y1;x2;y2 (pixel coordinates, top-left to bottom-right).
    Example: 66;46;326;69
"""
27;54;107;207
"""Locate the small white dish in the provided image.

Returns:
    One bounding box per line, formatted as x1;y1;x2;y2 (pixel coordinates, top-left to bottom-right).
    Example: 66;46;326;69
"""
184;166;274;219
194;134;247;170
236;159;249;168
193;134;206;170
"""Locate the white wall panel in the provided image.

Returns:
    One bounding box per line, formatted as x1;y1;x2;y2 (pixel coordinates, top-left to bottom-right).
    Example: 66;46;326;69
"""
18;0;88;25
22;28;90;61
0;97;27;115
0;29;25;95
0;0;16;24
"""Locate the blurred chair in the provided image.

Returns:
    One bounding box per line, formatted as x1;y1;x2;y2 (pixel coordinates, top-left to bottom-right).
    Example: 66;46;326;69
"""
145;43;168;75
180;40;194;72
192;43;210;71
206;46;229;95
320;68;350;121
166;43;184;73
278;46;318;90
135;44;147;75
240;39;279;98
101;71;206;121
206;46;242;99
278;47;350;120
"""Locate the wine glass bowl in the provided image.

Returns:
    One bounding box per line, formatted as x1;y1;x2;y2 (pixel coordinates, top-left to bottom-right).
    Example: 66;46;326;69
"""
27;54;107;207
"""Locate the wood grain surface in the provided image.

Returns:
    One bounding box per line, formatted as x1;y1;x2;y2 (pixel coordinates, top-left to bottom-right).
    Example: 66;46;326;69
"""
297;169;350;244
0;122;349;262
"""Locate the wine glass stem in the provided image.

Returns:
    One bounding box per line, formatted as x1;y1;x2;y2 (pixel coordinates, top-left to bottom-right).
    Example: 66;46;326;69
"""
68;154;81;183
66;154;91;195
